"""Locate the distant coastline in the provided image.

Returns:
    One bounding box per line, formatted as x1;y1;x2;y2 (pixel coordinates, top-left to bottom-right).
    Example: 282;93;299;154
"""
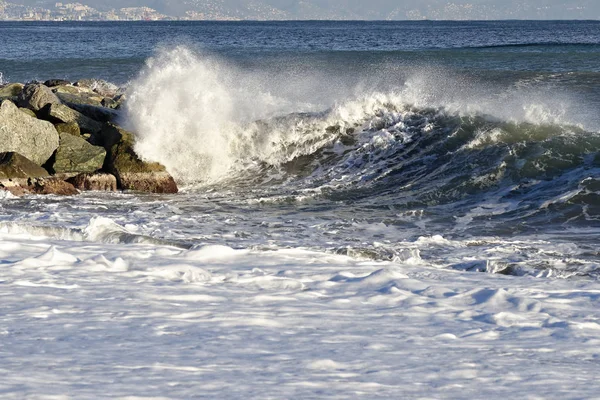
0;0;597;22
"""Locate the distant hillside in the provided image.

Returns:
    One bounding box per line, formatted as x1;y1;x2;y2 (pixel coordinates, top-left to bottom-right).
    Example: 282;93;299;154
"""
5;0;600;19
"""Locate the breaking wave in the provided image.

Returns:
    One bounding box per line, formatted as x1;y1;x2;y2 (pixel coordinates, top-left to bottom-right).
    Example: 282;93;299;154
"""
125;46;600;228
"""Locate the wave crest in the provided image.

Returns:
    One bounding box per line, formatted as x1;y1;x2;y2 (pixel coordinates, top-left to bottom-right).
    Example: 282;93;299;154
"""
125;46;594;186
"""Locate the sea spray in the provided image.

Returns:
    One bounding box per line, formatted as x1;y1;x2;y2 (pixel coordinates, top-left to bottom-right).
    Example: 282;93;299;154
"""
125;46;593;186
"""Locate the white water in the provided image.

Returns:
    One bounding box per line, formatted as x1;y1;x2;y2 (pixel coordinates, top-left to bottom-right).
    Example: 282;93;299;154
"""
126;47;591;185
3;44;599;399
1;222;600;398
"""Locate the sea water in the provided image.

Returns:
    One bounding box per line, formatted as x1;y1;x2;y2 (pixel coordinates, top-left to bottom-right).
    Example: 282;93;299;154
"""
0;20;599;398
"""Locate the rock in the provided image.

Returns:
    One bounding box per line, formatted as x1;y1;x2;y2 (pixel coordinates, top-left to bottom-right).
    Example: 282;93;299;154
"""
75;79;120;97
91;122;127;150
44;79;71;87
19;107;37;118
67;102;121;123
0;100;60;165
101;97;119;109
31;178;78;196
111;94;127;110
0;83;24;99
53;132;106;174
119;171;178;194
0;152;49;179
17;83;61;111
52;85;95;96
67;172;117;191
0;181;29;197
40;103;103;134
99;123;178;193
56;92;104;107
55;121;81;136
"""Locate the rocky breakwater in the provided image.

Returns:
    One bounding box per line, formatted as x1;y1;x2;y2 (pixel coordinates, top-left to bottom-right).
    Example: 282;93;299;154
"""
0;80;178;196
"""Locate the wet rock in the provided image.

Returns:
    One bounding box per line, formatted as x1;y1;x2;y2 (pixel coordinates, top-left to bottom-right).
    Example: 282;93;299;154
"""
0;100;59;165
0;181;29;197
67;102;121;123
56;92;104;107
0;83;24;99
98;123;178;193
31;178;79;196
55;121;81;137
67;172;117;191
75;79;120;97
53;132;106;174
17;83;61;111
40;102;103;134
101;97;119;109
44;79;71;87
0;152;49;179
119;171;178;194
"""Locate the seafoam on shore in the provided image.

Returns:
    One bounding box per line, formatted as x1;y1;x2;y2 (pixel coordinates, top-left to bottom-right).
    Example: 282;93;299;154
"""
0;218;599;399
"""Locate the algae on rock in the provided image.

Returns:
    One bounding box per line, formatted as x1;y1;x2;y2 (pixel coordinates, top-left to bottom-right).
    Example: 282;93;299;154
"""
53;132;106;174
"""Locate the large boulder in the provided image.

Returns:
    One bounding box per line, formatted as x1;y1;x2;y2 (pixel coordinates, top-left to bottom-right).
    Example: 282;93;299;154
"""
40;103;103;134
0;100;59;165
17;83;61;111
97;123;178;193
0;152;49;179
53;132;106;174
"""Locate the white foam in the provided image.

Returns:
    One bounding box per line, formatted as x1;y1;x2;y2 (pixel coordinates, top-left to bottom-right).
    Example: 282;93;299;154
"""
0;231;599;398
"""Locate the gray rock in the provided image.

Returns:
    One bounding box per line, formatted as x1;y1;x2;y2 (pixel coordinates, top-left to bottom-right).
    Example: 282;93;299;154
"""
53;132;106;174
67;102;121;123
17;83;61;111
56;92;104;107
0;100;59;165
19;107;37;118
52;85;96;96
0;152;49;179
41;103;103;134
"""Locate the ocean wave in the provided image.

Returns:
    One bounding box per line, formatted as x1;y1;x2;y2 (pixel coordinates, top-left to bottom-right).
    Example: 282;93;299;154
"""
0;217;191;248
462;42;600;50
126;46;594;182
121;46;600;227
